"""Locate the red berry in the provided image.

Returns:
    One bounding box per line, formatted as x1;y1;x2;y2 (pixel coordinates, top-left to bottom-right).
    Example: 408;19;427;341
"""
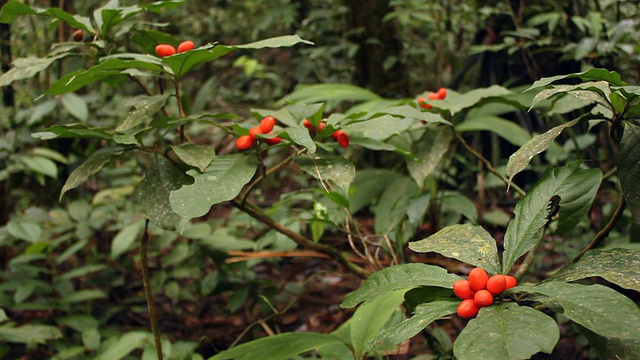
486;275;507;295
317;122;326;132
177;40;195;53
417;96;426;104
155;44;176;57
249;127;262;141
73;29;83;42
264;132;281;145
473;289;494;308
457;299;479;319
235;135;253;150
453;280;476;300
437;87;447;99
303;119;314;130
260;116;276;133
333;130;349;148
504;275;518;290
468;268;489;291
427;92;439;100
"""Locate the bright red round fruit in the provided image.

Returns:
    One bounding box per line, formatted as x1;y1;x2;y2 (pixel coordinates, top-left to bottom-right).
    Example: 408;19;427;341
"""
317;122;326;132
260;116;276;133
453;280;476;300
264;132;281;145
417;96;426;104
504;275;518;290
486;275;507;295
334;130;349;148
73;29;83;42
457;299;479;319
235;135;253;150
303;119;314;130
468;268;489;291
437;87;447;99
473;289;494;308
177;40;195;53
427;92;439;100
155;44;176;57
249;127;262;141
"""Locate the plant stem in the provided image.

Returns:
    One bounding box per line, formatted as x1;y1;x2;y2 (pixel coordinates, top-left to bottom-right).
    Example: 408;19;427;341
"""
573;197;626;262
174;82;186;142
231;199;371;279
140;219;163;360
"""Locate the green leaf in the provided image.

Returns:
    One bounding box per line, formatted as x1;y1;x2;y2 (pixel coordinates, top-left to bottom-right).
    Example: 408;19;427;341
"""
382;105;451;125
547;248;640;292
20;155;58;178
60;289;107;304
0;1;94;32
373;299;458;347
208;333;348;360
0;324;63;344
454;303;559;360
430;85;512;116
351;290;406;359
110;218;145;259
409;224;501;274
406;126;452;188
279;83;381;110
116;94;170;132
554;167;602;233
293;154;355;194
507;117;580;182
345;115;413;141
61;93;89;122
170;154;257;227
169;144;215;173
278;126;316;153
59;264;107;280
529;81;612;110
135;155;192;230
526;68;627;92
618;122;640;225
6;220;42;243
95;331;149;360
531;282;640;340
455;115;531;147
579;325;640;360
0;54;68;87
60;146;126;200
32;124;114;141
341;263;460;309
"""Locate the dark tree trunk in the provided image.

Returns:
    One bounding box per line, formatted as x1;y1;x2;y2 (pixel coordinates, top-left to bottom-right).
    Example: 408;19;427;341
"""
346;0;408;98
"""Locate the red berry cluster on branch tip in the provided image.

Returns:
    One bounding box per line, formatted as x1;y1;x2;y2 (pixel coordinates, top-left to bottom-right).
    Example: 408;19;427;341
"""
155;40;195;57
235;116;282;150
302;119;349;148
417;87;447;109
453;268;517;319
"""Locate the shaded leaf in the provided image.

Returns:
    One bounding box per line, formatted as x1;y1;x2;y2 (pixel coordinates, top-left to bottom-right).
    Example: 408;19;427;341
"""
0;324;63;344
579;325;640;360
618;122;640;225
61;289;107;303
95;331;149;360
110;219;145;259
454;303;559;360
346;115;413;141
0;1;94;31
410;224;501;274
554;167;602;233
60;146;126;200
526;68;626;92
341;264;460;309
61;93;89;122
6;221;41;243
455;115;531;146
20;156;58;178
208;333;347;360
278;83;381;110
530;81;612;110
406;126;452;188
32;124;113;140
170;144;216;172
293;154;355;194
378;105;451;125
0;54;68;87
116;94;170;132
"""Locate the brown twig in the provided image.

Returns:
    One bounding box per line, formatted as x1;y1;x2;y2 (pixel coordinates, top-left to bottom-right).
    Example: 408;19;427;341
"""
140;219;163;360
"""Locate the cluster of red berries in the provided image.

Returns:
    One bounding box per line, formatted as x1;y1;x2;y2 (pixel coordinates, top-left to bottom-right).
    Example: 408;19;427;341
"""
155;40;195;57
235;116;281;150
453;268;517;319
302;119;349;148
417;87;447;109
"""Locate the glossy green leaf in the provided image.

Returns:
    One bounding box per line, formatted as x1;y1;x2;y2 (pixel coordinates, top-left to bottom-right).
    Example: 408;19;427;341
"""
208;332;347;360
0;54;68;87
170;144;216;173
526;68;627;92
32;124;114;141
531;282;640;339
170;154;257;227
455;115;531;146
116;94;170;132
548;248;640;292
341;263;460;308
60;146;126;200
410;224;501;274
406;126;452;188
454;303;559;360
507;118;580;182
293;154;355;194
135;155;192;230
0;324;63;344
94;331;149;360
618;122;640;225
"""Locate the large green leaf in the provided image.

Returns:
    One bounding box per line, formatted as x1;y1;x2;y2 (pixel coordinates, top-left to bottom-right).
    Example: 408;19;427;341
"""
547;248;640;292
169;154;257;227
0;1;94;32
135;155;192;230
502;162;599;272
60;146;126;200
526;68;627;92
429;85;512;116
169;143;216;172
531;282;640;340
0;54;68;87
379;105;451;125
208;332;348;360
618;122;640;225
529;81;612;110
554;167;602;233
278;83;382;110
409;224;501;274
454;303;559;360
455;115;531;147
579;325;640;360
506;117;580;182
345;115;414;141
110;219;145;259
0;324;63;344
406;126;452;188
341;264;461;309
116;94;170;132
293;154;356;194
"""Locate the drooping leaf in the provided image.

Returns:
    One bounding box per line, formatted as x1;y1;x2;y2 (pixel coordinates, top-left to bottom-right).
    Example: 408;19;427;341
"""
0;1;94;32
0;54;68;87
208;333;348;360
169;154;257;228
169;144;216;172
618;122;640;225
454;303;559;360
506;117;580;182
135;155;192;230
110;219;145;259
410;224;501;274
116;94;170;132
32;124;114;140
278;126;316;153
60;146;126;200
526;68;626;92
278;83;382;110
341;264;461;309
531;282;640;340
554;167;602;233
455;115;531;146
293;154;355;194
406;126;452;188
547;248;640;292
0;324;63;344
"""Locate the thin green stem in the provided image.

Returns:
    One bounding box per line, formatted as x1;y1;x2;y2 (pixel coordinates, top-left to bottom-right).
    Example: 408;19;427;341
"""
140;219;163;360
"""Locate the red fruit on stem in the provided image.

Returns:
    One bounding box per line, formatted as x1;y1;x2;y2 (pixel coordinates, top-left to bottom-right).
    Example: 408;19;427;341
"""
453;280;476;300
486;275;507;295
264;132;281;145
504;275;518;290
457;299;479;319
333;130;349;148
177;40;195;53
260;116;276;133
235;135;253;150
73;29;84;42
469;268;489;291
155;44;176;57
317;122;326;132
249;127;262;141
303;119;314;130
473;289;494;308
437;87;447;99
